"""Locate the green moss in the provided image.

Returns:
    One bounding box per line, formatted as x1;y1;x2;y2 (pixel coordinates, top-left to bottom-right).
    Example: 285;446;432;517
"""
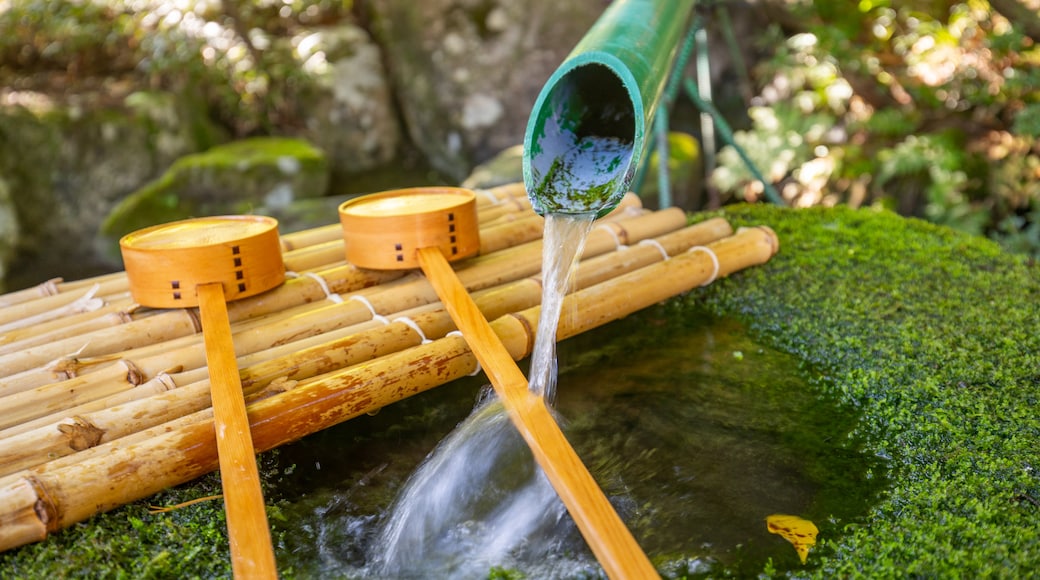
691;204;1040;576
100;137;329;257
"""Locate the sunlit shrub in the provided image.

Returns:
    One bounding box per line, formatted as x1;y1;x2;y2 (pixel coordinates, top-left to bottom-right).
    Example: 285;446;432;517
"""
711;0;1040;257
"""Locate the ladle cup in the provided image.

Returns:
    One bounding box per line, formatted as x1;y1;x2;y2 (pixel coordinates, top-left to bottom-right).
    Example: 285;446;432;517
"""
120;216;282;579
339;187;656;579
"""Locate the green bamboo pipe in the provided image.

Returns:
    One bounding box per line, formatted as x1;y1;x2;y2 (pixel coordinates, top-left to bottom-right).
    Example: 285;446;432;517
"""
523;0;696;217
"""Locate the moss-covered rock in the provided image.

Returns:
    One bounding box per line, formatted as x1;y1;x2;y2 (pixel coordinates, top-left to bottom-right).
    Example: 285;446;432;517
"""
100;137;329;260
460;144;524;190
693;204;1040;576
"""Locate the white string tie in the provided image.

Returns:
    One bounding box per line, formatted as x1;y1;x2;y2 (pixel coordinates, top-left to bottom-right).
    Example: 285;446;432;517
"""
394;316;431;344
447;330;483;376
637;239;670;261
595;223;627;250
286;271;343;303
349;294;389;324
477;189;499;204
689;246;720;286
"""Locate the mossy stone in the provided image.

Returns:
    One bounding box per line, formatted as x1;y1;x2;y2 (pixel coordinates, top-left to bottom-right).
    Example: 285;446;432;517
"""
693;204;1040;576
100;137;329;259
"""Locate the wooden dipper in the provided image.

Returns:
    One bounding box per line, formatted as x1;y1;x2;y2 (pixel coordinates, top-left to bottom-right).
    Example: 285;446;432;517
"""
120;216;281;579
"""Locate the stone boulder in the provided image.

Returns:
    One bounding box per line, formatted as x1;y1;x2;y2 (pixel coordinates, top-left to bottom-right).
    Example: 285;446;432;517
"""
0;175;18;291
287;23;402;181
100;137;329;261
362;0;606;181
0;90;220;289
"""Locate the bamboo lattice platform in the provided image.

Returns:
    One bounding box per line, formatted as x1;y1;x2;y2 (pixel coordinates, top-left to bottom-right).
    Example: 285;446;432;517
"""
0;183;779;553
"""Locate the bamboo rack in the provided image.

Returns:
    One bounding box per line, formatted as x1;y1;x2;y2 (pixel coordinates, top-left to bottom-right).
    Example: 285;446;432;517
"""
0;182;779;557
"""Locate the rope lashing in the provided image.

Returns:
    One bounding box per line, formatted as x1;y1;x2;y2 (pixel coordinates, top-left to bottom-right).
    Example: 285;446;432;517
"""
285;271;344;303
447;330;483;376
348;294;389;325
688;245;720;286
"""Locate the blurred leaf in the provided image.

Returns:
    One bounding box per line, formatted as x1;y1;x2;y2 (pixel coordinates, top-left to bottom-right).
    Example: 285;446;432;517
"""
1012;104;1040;138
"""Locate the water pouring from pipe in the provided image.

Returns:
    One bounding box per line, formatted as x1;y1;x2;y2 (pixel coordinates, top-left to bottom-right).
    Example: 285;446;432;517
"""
524;0;695;408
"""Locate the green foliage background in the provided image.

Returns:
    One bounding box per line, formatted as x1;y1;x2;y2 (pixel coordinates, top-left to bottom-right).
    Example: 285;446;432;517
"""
2;0;1038;257
706;0;1040;258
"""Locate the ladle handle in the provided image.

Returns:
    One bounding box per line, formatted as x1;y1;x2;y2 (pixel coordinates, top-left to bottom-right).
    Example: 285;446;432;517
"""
415;246;656;580
197;282;278;580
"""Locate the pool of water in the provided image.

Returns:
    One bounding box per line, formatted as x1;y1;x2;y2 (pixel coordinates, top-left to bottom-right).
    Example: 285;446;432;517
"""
268;303;887;578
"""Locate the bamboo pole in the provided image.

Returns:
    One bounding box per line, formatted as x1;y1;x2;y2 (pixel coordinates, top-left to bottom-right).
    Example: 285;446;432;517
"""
278;223;342;251
0;278;62;307
281;239;345;272
0;208;671;408
0;299;135;354
0;225;778;555
0;219;734;479
0;277;130;328
56;271;128;293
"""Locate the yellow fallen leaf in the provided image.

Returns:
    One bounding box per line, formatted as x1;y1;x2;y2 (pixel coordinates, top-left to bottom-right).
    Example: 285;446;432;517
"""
766;514;818;564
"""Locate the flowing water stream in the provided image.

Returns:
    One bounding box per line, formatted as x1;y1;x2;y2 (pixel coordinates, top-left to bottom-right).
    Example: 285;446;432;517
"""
370;213;597;577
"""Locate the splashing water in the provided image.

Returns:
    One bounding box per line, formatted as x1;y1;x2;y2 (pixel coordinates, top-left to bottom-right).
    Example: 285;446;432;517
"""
371;392;571;578
370;213;598;577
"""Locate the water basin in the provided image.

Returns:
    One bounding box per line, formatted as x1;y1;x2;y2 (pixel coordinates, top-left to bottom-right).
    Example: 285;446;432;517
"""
270;303;887;578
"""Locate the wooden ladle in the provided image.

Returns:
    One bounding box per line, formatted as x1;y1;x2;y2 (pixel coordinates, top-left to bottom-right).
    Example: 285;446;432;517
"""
120;216;282;579
339;187;656;579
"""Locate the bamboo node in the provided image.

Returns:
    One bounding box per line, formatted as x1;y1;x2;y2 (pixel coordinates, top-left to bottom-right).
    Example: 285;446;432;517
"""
152;372;180;392
185;308;202;334
123;360;145;386
507;312;536;359
57;417;106;451
24;476;55;528
689;246;721;286
40;278;62;297
247;376;298;402
47;352;121;379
